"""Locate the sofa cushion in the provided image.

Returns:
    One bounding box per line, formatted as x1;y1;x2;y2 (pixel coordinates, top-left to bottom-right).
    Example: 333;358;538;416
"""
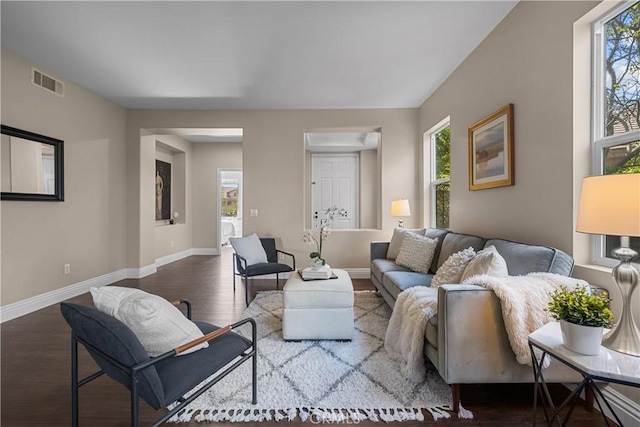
437;233;486;270
485;239;574;276
371;258;410;284
425;228;450;273
395;234;438;274
386;227;426;259
383;271;433;300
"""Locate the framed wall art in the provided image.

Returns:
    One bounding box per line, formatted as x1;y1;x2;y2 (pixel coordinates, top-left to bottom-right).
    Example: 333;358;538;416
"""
155;159;171;220
468;104;514;190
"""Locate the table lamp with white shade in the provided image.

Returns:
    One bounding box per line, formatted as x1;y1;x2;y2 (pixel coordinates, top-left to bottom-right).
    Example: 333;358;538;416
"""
391;199;411;228
576;173;640;356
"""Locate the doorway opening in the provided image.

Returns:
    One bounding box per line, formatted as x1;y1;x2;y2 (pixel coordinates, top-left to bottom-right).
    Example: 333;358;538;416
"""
219;169;242;248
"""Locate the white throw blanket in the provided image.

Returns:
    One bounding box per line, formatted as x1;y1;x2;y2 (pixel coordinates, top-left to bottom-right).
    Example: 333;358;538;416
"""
461;272;587;367
384;273;588;381
384;286;438;382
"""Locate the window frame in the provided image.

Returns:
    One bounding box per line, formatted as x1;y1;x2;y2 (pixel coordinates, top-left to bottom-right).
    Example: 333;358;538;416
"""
590;1;640;268
427;117;451;229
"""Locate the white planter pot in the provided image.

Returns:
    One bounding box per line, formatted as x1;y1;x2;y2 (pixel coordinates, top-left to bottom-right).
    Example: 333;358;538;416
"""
559;320;603;355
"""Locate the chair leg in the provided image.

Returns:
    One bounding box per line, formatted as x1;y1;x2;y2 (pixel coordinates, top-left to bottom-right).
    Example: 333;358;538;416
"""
131;372;139;427
252;348;258;404
232;257;236;292
71;336;79;427
276;273;280;290
245;275;250;306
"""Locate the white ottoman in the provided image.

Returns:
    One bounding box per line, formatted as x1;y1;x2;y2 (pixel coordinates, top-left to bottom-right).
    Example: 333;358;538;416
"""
282;269;354;340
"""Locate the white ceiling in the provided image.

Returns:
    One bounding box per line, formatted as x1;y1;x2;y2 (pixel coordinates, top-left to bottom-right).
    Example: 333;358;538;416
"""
1;1;517;110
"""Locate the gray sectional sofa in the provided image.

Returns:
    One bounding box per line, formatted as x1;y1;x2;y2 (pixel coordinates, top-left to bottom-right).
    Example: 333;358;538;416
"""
371;228;582;411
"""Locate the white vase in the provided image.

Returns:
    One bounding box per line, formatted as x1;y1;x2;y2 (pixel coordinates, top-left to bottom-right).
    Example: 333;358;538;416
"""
559;320;603;355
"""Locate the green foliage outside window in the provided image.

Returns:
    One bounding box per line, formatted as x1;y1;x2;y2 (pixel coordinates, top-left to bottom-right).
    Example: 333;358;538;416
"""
434;126;450;229
435;127;450;180
604;3;639;138
600;3;640;257
604;140;640;174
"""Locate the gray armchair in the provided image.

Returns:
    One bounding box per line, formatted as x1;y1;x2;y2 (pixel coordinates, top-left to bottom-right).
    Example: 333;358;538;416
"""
60;299;257;426
232;237;295;305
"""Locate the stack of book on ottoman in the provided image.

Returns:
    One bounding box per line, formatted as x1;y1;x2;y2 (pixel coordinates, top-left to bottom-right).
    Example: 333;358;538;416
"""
300;264;333;280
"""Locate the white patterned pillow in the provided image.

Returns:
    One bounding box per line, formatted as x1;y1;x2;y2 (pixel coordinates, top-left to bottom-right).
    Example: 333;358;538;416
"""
395;233;438;274
460;245;509;282
386;227;427;259
431;247;477;287
91;286;208;357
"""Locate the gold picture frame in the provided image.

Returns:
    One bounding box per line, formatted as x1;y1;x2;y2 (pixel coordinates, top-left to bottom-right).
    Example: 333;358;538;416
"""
468;104;514;190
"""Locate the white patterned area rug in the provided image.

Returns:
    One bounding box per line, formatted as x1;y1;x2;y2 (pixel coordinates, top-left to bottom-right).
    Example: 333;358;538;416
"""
170;291;453;423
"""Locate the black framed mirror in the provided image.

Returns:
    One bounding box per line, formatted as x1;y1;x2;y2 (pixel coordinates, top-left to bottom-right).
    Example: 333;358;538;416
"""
1;125;64;201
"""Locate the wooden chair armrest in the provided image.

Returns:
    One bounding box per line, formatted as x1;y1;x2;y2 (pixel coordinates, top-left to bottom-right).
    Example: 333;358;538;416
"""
174;325;232;355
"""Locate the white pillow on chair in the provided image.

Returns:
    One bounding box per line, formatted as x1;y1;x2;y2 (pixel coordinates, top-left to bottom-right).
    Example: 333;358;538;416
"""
91;286;208;357
229;233;268;266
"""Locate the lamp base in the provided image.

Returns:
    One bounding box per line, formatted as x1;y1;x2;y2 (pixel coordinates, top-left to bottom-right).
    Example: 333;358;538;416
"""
602;246;640;357
397;219;404;228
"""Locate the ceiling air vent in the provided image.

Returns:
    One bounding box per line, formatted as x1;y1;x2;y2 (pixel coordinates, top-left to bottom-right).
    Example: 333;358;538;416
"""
32;68;65;97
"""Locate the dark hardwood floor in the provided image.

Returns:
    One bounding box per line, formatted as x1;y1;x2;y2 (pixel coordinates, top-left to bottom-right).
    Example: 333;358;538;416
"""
1;247;613;426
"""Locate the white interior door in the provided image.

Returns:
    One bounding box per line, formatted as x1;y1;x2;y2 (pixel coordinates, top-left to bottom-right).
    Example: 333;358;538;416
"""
311;154;358;229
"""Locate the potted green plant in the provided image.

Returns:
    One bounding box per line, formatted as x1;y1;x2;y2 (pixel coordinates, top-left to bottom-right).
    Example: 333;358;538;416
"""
547;285;614;355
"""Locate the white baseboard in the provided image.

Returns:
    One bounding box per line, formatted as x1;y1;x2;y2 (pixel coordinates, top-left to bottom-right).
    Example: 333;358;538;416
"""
193;248;220;255
125;263;157;279
344;268;370;279
0;270;126;323
156;249;193;267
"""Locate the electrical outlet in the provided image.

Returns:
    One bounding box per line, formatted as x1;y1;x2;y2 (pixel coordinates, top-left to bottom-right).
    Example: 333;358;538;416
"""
171;240;175;247
64;264;71;274
250;209;258;217
279;253;285;260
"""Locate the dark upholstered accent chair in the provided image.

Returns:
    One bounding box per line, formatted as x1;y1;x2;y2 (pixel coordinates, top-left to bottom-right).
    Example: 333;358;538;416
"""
60;300;256;427
233;237;295;305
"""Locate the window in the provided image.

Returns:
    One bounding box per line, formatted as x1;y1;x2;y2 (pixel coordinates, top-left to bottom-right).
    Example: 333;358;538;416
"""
592;1;640;266
428;118;450;229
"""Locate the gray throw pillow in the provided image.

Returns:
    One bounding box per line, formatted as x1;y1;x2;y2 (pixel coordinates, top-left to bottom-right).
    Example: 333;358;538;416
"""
395;234;438;274
386;227;427;260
